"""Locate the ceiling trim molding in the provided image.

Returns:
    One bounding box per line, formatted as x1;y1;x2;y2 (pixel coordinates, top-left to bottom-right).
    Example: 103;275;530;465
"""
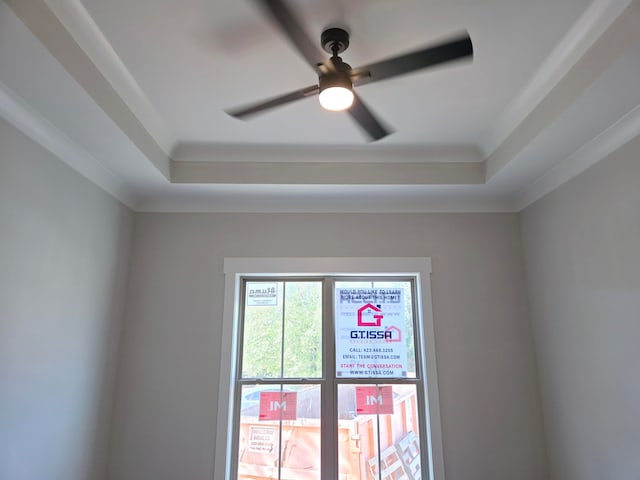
5;0;172;180
480;0;632;157
136;192;516;214
170;160;485;185
42;0;175;154
0;81;136;208
485;0;640;181
516;102;640;210
172;143;484;164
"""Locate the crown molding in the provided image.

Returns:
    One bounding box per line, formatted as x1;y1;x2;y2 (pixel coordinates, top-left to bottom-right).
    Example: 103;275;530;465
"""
170;160;485;185
5;0;172;180
516;102;640;210
485;0;640;181
480;0;632;157
136;187;516;213
0;81;136;208
42;0;175;155
171;143;484;164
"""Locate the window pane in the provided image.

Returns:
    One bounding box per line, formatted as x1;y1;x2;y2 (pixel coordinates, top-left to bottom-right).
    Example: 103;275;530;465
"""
337;384;422;480
282;282;322;378
237;384;321;480
335;281;416;378
242;282;284;378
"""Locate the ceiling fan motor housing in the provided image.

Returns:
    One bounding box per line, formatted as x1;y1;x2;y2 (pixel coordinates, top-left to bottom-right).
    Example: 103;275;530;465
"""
319;55;353;92
319;71;352;94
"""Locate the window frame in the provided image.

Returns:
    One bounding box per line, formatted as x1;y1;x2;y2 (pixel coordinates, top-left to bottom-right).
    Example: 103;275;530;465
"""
216;258;444;480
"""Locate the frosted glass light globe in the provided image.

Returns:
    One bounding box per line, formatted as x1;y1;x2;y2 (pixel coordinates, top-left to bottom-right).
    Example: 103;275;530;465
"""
319;86;354;111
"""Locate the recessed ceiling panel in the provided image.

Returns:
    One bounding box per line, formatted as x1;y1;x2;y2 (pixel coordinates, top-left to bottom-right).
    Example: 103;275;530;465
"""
80;0;591;145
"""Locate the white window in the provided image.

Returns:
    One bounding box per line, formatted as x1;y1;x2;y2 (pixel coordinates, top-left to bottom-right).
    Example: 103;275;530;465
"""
217;258;443;480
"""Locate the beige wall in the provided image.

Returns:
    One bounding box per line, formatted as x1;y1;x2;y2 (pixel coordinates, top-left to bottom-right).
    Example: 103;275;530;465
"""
521;136;640;480
109;211;548;480
0;118;133;480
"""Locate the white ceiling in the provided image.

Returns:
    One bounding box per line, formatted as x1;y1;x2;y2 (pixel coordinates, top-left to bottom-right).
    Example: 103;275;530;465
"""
1;0;639;212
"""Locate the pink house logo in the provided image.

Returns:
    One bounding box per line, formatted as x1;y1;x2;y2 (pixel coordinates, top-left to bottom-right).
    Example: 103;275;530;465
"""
385;325;402;343
357;304;384;327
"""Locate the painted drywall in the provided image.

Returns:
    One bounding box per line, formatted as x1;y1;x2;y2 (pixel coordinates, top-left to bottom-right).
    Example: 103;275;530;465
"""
0;118;133;480
520;136;640;480
109;211;548;480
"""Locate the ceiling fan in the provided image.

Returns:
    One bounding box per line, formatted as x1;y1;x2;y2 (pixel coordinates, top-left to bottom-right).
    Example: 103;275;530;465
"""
226;0;473;142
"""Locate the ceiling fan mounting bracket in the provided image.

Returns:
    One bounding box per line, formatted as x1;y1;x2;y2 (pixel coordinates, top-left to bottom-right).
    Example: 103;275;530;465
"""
321;27;350;55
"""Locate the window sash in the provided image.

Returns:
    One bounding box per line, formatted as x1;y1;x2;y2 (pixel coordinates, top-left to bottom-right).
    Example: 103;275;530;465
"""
231;275;427;480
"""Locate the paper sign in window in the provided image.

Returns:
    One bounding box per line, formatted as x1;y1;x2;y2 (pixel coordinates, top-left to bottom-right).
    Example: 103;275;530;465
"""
246;282;279;306
356;386;394;415
259;391;298;421
335;288;408;378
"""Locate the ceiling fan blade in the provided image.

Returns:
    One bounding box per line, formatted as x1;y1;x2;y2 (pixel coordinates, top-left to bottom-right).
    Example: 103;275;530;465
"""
351;33;473;87
348;93;392;142
226;85;319;118
256;0;327;73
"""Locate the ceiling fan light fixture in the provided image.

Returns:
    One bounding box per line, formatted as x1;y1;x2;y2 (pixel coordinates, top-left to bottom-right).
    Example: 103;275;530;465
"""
318;72;353;111
319;86;354;111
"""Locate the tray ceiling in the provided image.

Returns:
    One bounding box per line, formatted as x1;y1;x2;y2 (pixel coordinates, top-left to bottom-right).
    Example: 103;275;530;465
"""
1;0;639;211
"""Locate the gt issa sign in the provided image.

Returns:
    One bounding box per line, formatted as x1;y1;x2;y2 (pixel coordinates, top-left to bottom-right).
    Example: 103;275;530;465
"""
335;288;408;378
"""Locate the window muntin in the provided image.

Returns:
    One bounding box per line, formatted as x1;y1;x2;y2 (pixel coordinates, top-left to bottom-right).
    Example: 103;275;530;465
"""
232;276;428;480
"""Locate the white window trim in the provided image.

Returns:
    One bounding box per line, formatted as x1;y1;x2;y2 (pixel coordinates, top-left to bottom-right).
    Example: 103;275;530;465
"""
215;257;444;480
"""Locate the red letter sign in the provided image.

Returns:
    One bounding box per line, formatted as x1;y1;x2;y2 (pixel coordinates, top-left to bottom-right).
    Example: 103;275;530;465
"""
356;386;394;415
259;391;298;421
